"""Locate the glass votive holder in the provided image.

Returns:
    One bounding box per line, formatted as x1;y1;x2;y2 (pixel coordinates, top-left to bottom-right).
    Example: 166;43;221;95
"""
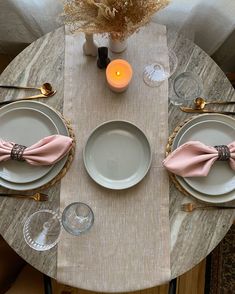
170;71;203;105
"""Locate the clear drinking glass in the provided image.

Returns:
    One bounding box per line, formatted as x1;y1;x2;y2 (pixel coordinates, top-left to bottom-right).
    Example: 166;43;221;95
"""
62;202;94;236
170;71;203;105
143;49;178;87
23;209;61;251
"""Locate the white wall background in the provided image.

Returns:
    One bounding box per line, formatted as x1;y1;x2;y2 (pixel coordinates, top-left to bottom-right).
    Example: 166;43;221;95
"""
0;0;234;68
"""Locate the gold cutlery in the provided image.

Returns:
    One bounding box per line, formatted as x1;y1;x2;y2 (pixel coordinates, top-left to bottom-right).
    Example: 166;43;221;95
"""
0;90;56;106
194;97;235;110
180;106;235;115
0;192;48;201
0;83;53;96
182;202;235;212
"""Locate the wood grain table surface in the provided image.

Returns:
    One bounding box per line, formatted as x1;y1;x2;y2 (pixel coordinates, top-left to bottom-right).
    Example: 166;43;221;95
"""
0;25;234;286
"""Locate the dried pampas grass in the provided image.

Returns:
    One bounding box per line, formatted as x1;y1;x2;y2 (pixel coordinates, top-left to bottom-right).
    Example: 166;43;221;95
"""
62;0;170;39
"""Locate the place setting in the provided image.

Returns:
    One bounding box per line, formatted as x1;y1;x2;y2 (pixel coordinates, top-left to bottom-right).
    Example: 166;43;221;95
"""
0;100;75;192
164;113;235;205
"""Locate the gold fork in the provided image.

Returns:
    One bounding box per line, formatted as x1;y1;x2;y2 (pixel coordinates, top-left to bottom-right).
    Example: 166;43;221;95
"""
0;192;48;202
182;202;235;212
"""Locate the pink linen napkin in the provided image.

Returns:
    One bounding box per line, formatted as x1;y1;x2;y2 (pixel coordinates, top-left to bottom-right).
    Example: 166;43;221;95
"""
0;135;73;165
163;141;235;177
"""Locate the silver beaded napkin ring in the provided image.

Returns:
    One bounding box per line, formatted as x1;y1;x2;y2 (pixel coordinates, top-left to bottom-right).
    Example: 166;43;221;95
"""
11;144;27;161
214;145;230;161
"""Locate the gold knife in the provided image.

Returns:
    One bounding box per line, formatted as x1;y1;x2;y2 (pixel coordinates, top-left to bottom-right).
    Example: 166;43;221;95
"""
180;106;235;115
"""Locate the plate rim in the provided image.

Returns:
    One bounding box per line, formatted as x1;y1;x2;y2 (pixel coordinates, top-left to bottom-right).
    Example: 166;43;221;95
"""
0;101;69;191
83;119;152;190
176;175;235;203
172;113;235;203
0;106;59;184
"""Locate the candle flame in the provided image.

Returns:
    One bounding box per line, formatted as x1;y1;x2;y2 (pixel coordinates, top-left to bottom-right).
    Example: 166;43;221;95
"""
116;71;121;76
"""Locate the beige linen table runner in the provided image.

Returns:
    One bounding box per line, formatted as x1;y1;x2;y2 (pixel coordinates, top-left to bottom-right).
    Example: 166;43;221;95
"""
57;22;170;292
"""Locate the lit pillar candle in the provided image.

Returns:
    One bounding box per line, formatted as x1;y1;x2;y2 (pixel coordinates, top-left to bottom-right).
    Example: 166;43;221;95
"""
106;59;133;93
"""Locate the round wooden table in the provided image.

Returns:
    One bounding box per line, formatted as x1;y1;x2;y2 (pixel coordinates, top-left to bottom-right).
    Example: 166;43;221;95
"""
0;26;234;287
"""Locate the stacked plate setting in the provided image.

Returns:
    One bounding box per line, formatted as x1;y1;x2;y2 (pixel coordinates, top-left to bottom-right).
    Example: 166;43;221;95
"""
172;114;235;203
0;101;69;190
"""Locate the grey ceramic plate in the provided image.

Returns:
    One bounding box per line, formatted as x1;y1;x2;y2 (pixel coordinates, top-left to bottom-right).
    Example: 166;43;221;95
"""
83;120;152;190
172;114;235;203
0;107;58;184
0;101;69;191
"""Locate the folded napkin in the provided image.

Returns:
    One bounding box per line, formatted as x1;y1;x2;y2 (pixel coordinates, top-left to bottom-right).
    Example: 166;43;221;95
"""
0;135;73;165
163;141;235;177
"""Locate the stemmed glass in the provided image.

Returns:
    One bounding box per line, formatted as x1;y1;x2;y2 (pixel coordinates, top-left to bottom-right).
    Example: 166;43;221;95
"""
143;48;178;87
23;202;94;251
23;209;61;251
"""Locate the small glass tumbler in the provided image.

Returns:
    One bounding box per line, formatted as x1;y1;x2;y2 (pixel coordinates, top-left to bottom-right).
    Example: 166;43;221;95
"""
23;209;61;251
62;202;94;236
171;71;203;105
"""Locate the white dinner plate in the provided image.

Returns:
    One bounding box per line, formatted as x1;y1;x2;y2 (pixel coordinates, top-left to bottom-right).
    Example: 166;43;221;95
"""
0;107;59;184
172;114;235;203
83;120;152;189
0;101;69;191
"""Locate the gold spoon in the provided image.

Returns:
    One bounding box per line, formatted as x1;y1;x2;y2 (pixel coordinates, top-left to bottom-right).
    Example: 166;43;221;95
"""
0;82;53;96
0;90;56;106
194;97;235;110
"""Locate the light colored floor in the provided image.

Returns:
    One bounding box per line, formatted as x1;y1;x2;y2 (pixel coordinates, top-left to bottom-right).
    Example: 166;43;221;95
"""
0;54;206;294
